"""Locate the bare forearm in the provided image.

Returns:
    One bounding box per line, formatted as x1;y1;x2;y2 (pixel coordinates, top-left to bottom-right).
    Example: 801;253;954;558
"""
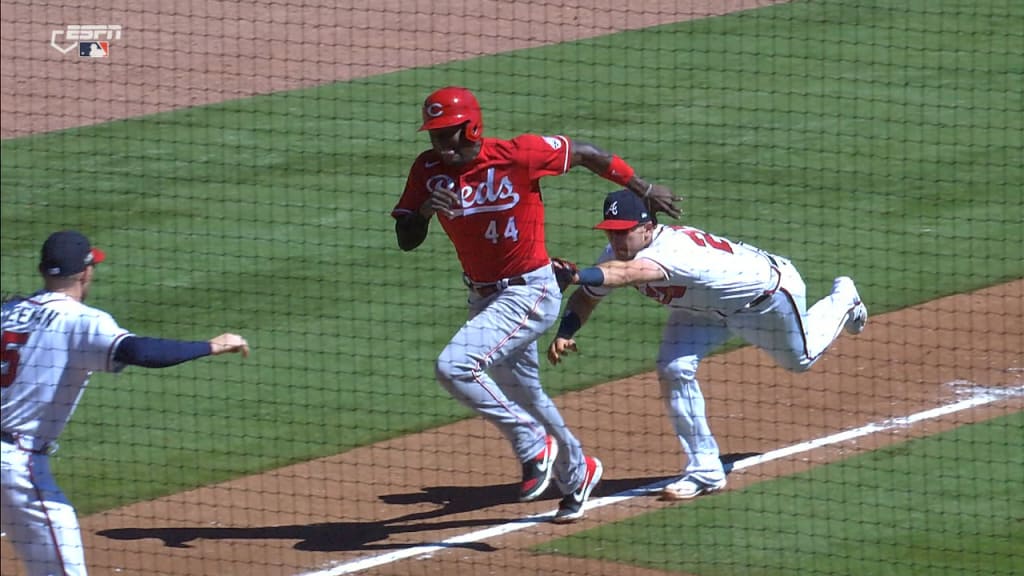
568;289;599;324
593;260;665;287
571;138;681;219
573;140;652;195
556;290;601;339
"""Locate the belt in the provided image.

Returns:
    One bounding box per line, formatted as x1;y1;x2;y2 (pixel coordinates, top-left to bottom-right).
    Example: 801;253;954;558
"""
463;274;528;297
744;291;773;310
739;253;782;312
0;431;55;455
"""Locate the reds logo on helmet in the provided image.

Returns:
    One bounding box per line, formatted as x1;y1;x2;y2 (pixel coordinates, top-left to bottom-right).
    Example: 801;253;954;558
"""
419;86;483;141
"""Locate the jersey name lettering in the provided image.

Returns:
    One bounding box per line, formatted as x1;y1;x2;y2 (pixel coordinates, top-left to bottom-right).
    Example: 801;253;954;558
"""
460;167;519;216
2;302;60;332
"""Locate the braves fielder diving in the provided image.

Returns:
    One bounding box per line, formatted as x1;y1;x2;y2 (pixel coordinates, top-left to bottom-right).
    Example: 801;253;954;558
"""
1;230;249;575
391;86;682;522
547;190;868;501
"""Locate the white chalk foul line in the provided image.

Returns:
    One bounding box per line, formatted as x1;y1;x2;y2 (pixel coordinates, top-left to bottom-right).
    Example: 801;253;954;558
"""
300;385;1022;575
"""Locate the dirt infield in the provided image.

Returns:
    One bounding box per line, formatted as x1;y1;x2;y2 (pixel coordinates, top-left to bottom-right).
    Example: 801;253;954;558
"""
2;1;1022;575
2;281;1018;576
0;0;784;138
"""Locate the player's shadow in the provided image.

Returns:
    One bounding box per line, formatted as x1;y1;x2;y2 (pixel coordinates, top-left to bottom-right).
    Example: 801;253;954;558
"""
98;519;501;553
97;482;526;553
98;455;763;553
723;452;762;473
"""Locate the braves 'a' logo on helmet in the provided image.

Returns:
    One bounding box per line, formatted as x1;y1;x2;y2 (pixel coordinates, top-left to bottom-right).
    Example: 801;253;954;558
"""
419;86;483;141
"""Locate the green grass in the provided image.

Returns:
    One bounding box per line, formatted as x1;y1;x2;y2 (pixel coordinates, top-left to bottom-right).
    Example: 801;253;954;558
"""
537;412;1024;576
1;0;1021;515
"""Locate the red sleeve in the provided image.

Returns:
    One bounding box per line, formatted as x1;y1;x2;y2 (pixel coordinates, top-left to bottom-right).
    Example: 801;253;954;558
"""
511;134;572;180
391;152;432;219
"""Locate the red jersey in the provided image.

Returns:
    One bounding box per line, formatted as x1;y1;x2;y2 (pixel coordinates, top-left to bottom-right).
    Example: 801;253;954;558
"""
392;134;571;282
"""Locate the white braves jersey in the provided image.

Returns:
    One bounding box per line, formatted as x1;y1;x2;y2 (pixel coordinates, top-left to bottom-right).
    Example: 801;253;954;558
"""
1;292;131;444
586;225;779;315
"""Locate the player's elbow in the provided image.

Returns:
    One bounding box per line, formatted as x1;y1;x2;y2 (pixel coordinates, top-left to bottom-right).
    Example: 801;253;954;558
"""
396;228;426;251
395;214;428;251
397;236;423;251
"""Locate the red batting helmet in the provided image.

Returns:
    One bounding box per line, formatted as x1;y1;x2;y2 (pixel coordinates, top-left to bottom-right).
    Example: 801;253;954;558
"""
418;86;483;141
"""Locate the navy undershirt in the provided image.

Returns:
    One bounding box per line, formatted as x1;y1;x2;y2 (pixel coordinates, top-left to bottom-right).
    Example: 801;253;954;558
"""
113;336;211;368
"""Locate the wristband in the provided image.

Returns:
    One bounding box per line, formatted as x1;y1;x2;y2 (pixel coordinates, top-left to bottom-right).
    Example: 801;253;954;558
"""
576;267;605;287
602;155;635;187
556;311;583;339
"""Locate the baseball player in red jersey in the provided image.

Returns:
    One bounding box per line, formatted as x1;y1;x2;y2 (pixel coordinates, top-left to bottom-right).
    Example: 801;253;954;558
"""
547;190;868;501
1;231;249;575
392;86;681;523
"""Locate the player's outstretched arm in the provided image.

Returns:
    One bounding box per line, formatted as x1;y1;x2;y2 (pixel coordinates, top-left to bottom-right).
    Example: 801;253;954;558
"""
114;334;249;368
575;259;667;289
569;139;682;219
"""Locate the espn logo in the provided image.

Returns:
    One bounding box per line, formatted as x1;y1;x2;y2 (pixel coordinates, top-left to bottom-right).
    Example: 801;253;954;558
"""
51;25;121;56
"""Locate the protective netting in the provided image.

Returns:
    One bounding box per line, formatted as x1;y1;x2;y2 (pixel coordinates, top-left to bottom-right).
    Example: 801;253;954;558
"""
2;1;1021;575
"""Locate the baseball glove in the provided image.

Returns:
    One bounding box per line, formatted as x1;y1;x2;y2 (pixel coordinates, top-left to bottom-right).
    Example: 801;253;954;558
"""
551;258;579;293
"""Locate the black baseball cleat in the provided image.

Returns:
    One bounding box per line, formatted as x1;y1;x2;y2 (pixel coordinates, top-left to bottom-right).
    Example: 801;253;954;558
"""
519;435;558;502
552;456;603;524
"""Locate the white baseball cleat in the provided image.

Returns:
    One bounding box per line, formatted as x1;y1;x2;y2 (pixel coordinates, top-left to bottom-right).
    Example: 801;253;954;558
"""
660;475;727;501
845;300;868;335
833;276;868;335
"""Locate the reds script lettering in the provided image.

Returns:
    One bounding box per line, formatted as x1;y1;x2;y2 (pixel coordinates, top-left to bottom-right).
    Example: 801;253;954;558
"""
459;167;519;216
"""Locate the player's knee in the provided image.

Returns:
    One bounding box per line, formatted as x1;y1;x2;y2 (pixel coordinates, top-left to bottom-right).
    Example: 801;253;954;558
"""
434;355;478;385
656;357;698;383
656;358;699;397
434;357;457;384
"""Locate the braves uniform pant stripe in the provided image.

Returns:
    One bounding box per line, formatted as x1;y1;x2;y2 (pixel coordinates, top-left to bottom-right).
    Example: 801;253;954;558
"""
28;455;70;575
779;287;814;362
471;285;550;432
780;287;855;367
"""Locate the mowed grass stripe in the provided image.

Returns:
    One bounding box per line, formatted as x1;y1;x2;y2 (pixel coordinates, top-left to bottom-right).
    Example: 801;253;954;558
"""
0;0;1020;514
537;411;1024;576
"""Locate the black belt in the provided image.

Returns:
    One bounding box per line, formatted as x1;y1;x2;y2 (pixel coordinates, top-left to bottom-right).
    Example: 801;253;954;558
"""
1;431;54;455
463;274;527;297
744;290;774;310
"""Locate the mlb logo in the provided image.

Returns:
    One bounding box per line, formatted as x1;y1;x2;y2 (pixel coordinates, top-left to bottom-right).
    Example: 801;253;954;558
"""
79;41;109;57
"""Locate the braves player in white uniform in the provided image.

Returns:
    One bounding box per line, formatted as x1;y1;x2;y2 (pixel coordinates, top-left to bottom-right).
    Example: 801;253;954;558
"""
547;190;867;500
1;230;250;575
392;86;681;522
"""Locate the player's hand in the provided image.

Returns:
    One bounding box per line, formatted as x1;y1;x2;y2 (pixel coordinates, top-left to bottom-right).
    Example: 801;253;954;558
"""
209;333;250;357
547;337;578;365
428;180;461;218
644;183;682;220
551;258;579;293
